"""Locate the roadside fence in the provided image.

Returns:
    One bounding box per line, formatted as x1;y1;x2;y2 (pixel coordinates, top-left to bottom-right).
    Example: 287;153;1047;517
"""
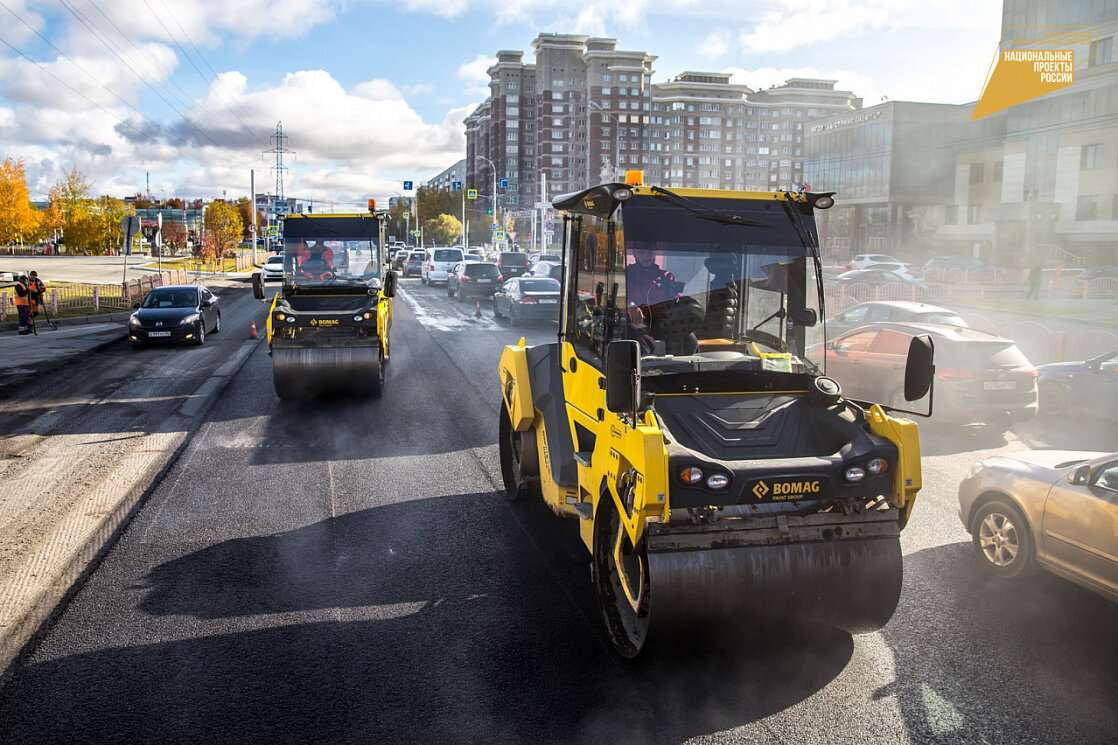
0;269;189;322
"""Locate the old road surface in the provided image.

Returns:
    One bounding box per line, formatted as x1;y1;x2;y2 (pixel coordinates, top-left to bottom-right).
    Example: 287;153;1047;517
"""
0;276;1115;744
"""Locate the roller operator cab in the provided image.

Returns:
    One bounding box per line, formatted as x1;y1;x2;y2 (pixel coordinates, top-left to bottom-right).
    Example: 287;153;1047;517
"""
252;212;397;400
498;181;935;657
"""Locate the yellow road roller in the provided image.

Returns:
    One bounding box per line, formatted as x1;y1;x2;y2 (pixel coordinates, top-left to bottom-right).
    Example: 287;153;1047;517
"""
253;209;396;399
498;178;935;657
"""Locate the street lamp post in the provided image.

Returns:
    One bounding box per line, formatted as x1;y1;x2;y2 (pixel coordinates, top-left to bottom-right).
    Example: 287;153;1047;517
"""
476;155;499;248
588;101;620;183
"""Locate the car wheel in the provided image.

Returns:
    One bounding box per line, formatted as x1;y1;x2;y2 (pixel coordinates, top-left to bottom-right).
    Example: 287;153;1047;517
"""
971;498;1035;580
492;298;501;320
510;306;520;326
194;320;205;346
213;312;221;334
447;282;453;297
1037;381;1067;417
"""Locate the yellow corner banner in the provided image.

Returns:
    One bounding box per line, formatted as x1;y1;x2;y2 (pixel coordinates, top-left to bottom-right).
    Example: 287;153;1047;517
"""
973;49;1074;120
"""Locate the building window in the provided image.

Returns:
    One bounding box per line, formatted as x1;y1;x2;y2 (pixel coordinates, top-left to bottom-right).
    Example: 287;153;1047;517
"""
969;163;984;183
619;74;628;82
552;79;564;87
1076;195;1098;220
966;204;982;224
1082;144;1103;169
1089;37;1113;66
506;81;518;91
945;205;958;225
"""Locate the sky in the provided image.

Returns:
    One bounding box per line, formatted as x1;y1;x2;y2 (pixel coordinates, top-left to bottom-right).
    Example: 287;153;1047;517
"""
0;0;1004;208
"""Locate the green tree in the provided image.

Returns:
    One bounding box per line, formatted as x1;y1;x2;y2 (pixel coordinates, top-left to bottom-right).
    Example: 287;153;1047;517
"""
0;157;43;246
202;200;243;259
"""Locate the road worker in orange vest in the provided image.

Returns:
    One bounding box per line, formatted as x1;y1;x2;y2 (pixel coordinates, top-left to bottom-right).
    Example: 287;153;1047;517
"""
13;274;33;334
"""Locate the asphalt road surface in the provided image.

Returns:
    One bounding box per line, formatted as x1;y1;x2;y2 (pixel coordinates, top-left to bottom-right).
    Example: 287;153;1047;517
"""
0;276;1115;744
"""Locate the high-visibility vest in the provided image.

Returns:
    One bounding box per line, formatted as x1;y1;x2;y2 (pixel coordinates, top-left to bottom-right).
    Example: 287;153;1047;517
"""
13;281;29;307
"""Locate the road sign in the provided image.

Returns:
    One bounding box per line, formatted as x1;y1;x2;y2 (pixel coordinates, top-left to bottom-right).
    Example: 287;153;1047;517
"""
403;212;410;219
467;188;477;200
403;180;413;191
453;181;462;190
545;219;554;231
495;230;505;241
248;223;256;232
490;223;498;232
499;178;508;189
268;226;279;237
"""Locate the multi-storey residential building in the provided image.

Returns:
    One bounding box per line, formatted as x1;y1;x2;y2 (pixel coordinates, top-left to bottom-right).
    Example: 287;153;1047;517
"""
426;159;467;192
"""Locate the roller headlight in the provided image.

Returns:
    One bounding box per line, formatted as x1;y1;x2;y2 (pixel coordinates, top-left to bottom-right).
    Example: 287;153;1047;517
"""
867;458;889;475
706;473;730;490
180;313;200;325
844;466;866;483
275;312;287;322
353;315;363;322
679;466;703;485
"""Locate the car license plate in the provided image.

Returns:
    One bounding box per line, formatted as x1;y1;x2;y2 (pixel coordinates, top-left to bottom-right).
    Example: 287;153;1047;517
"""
540;299;557;304
149;331;171;338
983;380;1015;390
477;279;491;283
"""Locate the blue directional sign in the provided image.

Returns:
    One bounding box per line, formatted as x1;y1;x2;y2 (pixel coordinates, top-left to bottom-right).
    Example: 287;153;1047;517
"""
499;178;508;189
453;181;462;190
403;180;413;191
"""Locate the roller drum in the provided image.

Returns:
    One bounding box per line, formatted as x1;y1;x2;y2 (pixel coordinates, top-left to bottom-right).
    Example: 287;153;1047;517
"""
647;536;902;636
273;346;382;399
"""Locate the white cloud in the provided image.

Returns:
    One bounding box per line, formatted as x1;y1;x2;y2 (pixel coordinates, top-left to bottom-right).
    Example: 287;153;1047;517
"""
395;0;470;19
457;54;495;99
699;29;730;60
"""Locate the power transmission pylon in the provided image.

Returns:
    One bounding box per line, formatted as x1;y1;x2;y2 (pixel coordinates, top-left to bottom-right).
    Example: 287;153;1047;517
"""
263;121;295;213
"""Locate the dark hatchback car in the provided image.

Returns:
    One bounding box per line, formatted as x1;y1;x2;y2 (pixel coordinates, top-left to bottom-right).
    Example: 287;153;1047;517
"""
496;251;529;278
492;277;561;324
447;261;502;300
404;250;425;277
129;285;220;347
1037;349;1118;422
817;322;1037;432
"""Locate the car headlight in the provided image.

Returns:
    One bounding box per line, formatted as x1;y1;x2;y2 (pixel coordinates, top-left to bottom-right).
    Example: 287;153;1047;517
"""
180;313;200;325
129;314;141;326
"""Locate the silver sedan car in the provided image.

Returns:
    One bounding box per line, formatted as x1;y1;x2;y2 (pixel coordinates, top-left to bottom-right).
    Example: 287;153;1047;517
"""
958;450;1118;603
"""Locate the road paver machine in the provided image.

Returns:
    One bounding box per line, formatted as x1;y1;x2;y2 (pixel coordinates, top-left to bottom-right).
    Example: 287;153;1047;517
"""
498;178;934;656
253;210;396;399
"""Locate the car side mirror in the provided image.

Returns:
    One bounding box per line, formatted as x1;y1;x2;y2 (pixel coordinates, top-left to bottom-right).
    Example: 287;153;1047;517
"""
132;301;141;309
384;271;398;298
904;334;935;401
201;299;213;308
605;340;640;418
1068;464;1091;486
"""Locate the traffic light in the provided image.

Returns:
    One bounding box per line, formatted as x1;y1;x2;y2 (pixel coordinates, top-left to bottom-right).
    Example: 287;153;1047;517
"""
487;208;493;215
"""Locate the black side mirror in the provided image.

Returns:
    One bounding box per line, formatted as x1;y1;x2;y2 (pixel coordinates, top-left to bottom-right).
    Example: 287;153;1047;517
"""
384;271;398;298
904;334;935;401
201;299;213;308
605;340;640;416
791;308;817;327
251;272;264;300
132;301;141;309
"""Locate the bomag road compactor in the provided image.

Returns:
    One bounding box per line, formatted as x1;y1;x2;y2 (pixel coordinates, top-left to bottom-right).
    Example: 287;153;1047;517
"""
253;210;397;399
498;178;935;657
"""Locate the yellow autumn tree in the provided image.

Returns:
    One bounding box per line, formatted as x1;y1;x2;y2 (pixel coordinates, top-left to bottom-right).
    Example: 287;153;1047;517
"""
0;157;42;246
202;200;243;260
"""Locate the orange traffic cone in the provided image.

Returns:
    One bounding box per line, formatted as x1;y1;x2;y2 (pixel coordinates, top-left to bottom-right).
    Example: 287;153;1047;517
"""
250;320;258;339
475;300;482;318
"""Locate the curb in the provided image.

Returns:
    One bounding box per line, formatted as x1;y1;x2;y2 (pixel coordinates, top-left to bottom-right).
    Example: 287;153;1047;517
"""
0;338;263;684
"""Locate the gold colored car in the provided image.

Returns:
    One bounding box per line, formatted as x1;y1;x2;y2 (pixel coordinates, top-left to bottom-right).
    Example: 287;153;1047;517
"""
958;450;1118;603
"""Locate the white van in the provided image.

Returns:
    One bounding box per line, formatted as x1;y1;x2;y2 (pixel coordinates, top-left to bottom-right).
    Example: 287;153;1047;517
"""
421;246;465;285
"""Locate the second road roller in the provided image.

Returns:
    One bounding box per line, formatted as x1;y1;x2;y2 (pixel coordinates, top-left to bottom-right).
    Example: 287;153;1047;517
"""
498;175;935;657
253;207;396;399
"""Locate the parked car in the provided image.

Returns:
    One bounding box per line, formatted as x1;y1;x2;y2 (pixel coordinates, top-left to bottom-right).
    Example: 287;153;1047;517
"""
422;246;465;285
815;322;1037;431
447;261;502;301
846;253;903;271
827;301;967;336
526;260;563;282
403;250;426;277
129;285;220;347
261;254;285;281
833;269;922;286
496;251;529;279
860;262;920;282
465;248;488;261
492;277;561;325
1036;349;1118;422
923;255;1006;278
1077;266;1118;281
958;449;1118;603
529;252;561;267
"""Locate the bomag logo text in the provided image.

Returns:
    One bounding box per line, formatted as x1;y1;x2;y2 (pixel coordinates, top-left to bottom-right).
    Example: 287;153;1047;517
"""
753;479;821;500
310;318;339;326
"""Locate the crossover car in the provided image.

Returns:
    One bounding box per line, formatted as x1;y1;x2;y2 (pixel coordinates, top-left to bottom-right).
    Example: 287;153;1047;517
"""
492;277;561;325
1036;349;1118;423
129;285;220;347
525;260;563;282
495;251;529;279
833;269;922;286
261;254;285;281
846;253;903;271
403;250;426;277
447;261;502;301
958;450;1118;603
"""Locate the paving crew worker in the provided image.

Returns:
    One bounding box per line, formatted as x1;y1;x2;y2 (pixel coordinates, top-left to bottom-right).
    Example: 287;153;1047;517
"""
13;274;32;334
297;240;335;279
625;242;702;355
28;271;46;317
